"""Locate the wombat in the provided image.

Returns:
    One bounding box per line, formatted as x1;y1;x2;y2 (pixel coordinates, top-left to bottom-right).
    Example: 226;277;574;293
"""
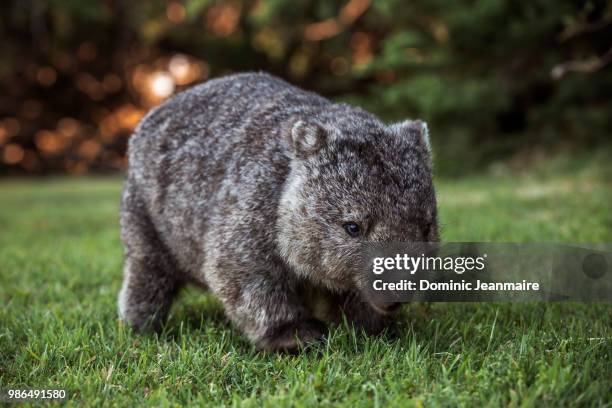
118;72;438;351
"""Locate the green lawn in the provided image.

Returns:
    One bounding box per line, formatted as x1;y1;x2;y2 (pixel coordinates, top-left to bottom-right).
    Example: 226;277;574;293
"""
1;157;611;406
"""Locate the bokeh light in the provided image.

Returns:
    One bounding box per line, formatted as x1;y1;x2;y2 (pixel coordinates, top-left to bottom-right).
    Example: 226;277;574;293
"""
150;72;175;99
36;67;58;87
3;144;24;165
166;2;186;24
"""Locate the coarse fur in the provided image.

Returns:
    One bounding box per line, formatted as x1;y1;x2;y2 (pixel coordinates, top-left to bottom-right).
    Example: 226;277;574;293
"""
118;72;438;351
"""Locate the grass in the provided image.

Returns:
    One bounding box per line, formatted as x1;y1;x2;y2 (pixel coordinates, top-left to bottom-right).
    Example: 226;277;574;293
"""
1;156;611;407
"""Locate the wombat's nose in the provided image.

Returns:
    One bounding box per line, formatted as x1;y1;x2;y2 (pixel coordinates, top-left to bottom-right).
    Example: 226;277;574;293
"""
370;301;402;314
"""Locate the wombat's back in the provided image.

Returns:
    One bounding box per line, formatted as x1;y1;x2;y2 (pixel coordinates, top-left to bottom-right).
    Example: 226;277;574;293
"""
128;72;330;190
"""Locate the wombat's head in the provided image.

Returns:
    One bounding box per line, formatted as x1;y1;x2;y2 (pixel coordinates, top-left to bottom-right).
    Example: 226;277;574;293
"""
277;114;438;303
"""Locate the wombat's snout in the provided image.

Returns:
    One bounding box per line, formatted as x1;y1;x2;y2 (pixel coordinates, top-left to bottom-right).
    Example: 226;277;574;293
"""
370;301;402;315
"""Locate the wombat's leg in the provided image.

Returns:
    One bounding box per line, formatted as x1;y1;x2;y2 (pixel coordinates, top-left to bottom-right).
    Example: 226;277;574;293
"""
118;189;182;332
210;269;326;351
254;316;328;352
339;291;394;335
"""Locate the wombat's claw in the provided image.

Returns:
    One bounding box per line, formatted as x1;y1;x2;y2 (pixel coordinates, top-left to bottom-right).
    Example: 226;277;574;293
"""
258;319;327;352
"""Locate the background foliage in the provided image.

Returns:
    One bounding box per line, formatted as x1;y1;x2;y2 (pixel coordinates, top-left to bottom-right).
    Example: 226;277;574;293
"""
1;0;611;175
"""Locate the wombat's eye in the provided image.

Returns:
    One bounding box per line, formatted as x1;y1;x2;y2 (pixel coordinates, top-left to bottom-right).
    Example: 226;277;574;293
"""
343;222;361;237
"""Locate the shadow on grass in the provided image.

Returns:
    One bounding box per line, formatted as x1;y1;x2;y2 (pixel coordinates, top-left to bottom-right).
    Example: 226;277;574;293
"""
152;292;604;358
157;295;493;356
164;291;228;331
155;289;256;353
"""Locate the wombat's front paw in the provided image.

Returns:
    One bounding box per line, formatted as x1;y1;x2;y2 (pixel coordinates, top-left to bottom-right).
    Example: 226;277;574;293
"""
341;296;397;335
258;319;327;352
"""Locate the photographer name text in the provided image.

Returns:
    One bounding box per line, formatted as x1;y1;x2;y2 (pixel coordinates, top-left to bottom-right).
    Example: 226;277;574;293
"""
372;279;540;291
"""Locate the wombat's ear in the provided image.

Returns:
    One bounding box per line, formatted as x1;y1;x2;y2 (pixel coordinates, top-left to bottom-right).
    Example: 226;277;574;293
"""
393;119;431;154
289;120;327;159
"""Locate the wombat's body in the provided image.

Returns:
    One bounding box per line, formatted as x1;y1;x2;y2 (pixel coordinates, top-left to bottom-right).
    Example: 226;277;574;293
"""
119;72;438;351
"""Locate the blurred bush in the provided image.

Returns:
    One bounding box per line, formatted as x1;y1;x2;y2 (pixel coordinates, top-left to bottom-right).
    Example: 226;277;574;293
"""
0;0;610;175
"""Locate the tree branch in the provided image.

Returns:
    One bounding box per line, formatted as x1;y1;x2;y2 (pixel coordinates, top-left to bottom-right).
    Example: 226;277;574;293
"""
551;46;612;80
303;0;370;42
